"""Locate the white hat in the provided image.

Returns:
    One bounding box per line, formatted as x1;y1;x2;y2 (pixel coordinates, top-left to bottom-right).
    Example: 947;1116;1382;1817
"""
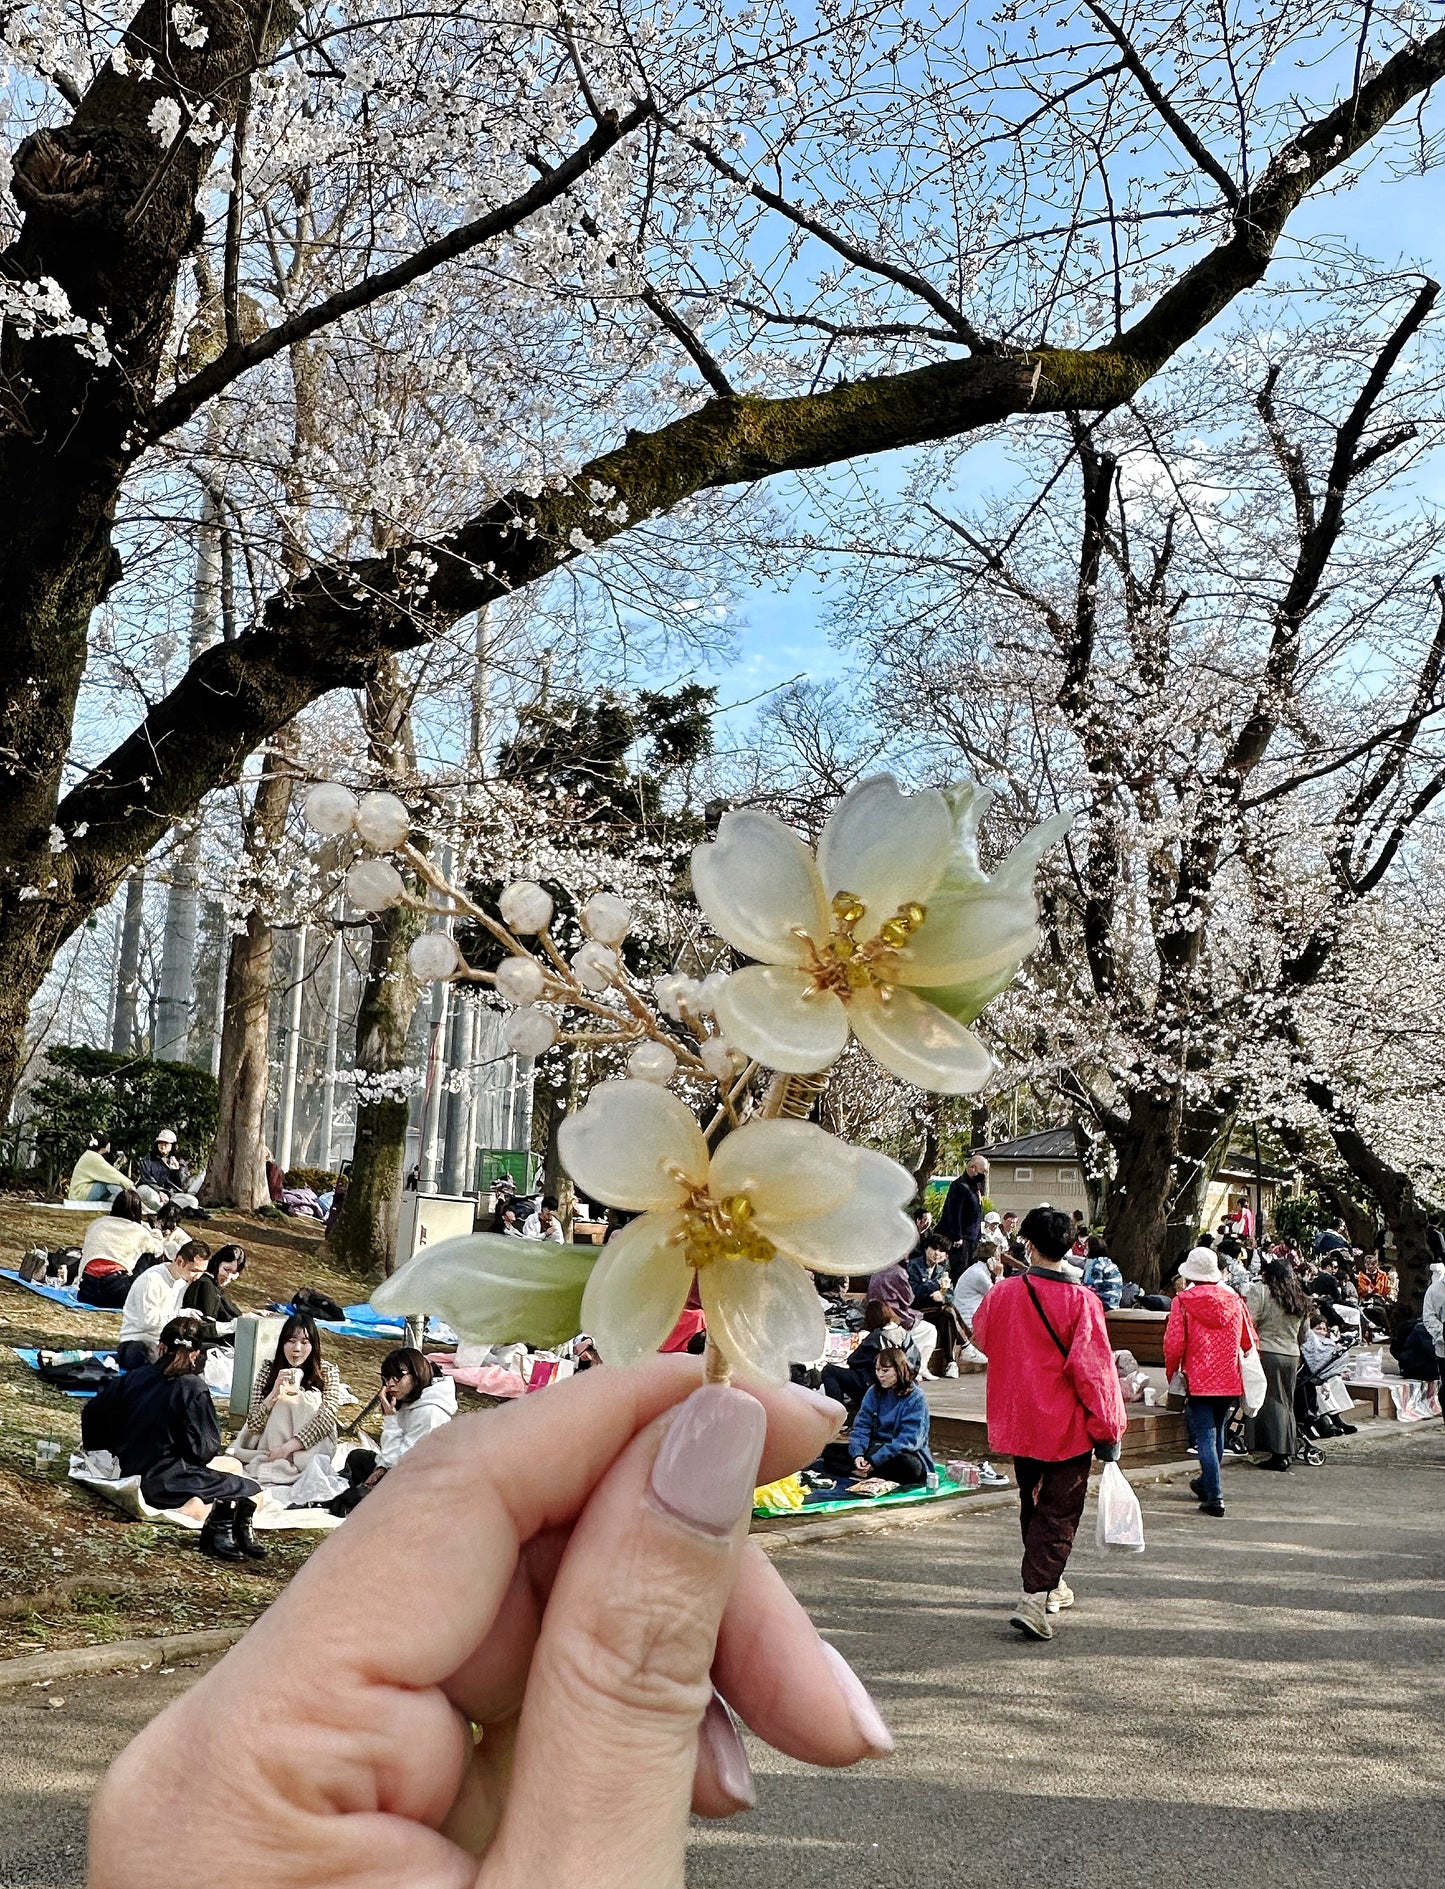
156;1128;177;1144
983;1211;1002;1225
1178;1247;1223;1283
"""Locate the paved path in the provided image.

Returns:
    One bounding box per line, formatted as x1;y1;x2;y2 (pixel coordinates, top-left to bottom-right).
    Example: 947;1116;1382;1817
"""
3;1432;1442;1888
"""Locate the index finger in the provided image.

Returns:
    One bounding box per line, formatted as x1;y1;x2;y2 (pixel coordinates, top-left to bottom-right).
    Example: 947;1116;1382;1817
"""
241;1356;839;1691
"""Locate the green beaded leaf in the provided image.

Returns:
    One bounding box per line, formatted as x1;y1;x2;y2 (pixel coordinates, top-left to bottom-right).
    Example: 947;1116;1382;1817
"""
372;1233;597;1347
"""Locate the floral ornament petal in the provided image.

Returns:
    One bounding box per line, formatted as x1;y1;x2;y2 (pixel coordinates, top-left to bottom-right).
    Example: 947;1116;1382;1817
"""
987;810;1074;894
709;1117;859;1223
712;964;850;1075
892;890;1043;988
558;1078;708;1211
817;775;953;925
849;985;995;1093
765;1147;917;1277
699;1249;827;1383
691;809;830;965
936;781;995;890
912;963;1022;1029
579;1210;694;1368
371;1232;595;1347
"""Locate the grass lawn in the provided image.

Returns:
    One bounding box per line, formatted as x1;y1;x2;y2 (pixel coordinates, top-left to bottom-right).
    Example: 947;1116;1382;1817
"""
0;1199;441;1656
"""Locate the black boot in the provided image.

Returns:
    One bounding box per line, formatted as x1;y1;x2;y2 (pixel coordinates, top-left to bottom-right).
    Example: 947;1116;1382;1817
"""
232;1498;267;1561
199;1502;244;1562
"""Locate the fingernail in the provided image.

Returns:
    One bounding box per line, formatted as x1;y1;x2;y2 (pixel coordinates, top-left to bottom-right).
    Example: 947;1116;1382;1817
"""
786;1384;847;1428
820;1642;894;1755
701;1692;756;1811
650;1385;766;1535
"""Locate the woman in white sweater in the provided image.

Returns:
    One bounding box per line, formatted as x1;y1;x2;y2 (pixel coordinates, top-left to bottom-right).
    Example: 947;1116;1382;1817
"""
329;1348;457;1515
77;1192;167;1307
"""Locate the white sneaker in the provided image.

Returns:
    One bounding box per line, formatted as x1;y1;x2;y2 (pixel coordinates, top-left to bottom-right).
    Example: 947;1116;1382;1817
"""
1009;1592;1053;1640
979;1461;1009;1487
1045;1578;1074;1615
943;1362;960;1377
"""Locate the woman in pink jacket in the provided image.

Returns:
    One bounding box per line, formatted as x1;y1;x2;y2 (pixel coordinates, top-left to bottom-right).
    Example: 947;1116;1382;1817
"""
1164;1248;1259;1519
973;1206;1127;1643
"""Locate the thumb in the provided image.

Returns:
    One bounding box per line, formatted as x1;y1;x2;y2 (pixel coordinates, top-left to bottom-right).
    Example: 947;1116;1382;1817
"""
481;1384;768;1888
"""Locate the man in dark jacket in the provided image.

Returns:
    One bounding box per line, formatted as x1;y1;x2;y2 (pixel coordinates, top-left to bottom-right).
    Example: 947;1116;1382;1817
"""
136;1130;200;1212
939;1155;989;1281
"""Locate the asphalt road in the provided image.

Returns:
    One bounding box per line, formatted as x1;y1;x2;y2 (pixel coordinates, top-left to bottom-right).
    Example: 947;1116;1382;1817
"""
3;1432;1442;1889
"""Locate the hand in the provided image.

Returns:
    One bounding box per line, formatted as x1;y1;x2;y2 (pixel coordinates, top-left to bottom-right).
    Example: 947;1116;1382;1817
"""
378;1387;397;1416
1093;1440;1122;1462
364;1467;388;1488
90;1358;891;1889
853;1456;871;1476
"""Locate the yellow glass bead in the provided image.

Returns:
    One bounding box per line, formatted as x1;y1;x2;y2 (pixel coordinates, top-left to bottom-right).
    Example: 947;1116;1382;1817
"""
901;901;926;929
831;888;861;917
727;1193;754;1223
846;963;872;988
831;934;857;960
878;918;910;948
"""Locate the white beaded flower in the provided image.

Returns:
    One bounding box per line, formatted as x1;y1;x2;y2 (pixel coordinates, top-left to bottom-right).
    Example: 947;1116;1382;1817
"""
692;775;1068;1091
560;1079;916;1382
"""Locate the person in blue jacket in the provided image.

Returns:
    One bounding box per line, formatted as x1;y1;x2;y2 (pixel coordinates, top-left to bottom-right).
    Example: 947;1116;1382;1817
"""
848;1347;935;1487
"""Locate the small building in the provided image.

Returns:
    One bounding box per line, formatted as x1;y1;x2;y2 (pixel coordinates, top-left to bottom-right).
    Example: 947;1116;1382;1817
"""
962;1128;1092;1221
1201;1146;1293;1237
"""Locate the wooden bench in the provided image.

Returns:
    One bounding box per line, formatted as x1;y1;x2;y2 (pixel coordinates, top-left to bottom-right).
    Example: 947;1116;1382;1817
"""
1105;1308;1170;1365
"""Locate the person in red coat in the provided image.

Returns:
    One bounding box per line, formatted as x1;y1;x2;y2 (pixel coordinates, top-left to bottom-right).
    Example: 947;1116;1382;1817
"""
1164;1248;1258;1518
972;1205;1127;1642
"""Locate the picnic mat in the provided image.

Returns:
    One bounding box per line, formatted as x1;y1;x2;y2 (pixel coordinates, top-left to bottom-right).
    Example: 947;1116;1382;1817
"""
753;1474;973;1520
0;1268;87;1309
14;1346;117;1396
69;1452;341;1531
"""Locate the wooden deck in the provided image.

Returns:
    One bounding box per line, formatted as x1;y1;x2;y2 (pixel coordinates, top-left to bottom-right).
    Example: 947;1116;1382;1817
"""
921;1364;1189;1466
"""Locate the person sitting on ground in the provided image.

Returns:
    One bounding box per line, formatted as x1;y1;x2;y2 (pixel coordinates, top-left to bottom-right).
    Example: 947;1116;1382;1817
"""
135;1129;201;1214
1080;1236;1124;1311
972;1205;1127;1642
234;1314;344;1487
866;1253;917;1331
116;1240;212;1368
329;1348;458;1515
1068;1210;1089;1257
182;1245;247;1340
820;1301;922;1411
950;1240;1003;1361
845;1347;934;1489
67;1133;133;1203
77;1190;168;1308
1114;1349;1150;1402
1313;1217;1350;1258
1356;1254;1390;1302
80;1316;264;1561
908;1232;970;1377
523;1195;564;1242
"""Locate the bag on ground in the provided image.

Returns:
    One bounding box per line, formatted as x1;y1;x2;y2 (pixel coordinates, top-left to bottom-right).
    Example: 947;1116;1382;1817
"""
1095;1459;1145;1553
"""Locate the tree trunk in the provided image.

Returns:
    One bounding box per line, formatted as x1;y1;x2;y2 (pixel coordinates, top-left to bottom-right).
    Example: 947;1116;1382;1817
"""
327;901;421;1276
199;759;291;1209
110;869;146;1054
1102;1092;1180;1292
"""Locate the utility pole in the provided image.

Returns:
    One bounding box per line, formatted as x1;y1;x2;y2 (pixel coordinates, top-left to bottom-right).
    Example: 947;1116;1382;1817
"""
321;903;345;1169
276;923;308;1169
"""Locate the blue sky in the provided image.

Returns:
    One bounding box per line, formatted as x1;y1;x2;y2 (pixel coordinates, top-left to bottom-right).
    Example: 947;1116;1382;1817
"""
700;153;1445;732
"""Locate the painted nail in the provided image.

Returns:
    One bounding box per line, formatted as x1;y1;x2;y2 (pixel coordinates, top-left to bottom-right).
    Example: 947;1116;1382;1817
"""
650;1385;767;1535
820;1642;895;1755
701;1692;756;1811
786;1384;848;1428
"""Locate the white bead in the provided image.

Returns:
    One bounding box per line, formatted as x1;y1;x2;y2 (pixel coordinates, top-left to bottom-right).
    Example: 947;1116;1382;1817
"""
354;790;411;851
499;880;554;933
408;932;458;982
495;955;546;1005
581;891;632;944
303;782;358;837
572;941;618;992
695;971;730;1016
656;971;701;1020
701;1037;740;1081
503;1008;556;1057
345;857;405;911
627;1040;677;1084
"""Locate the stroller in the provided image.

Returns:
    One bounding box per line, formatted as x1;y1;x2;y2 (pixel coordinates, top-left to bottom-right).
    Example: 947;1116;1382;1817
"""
1295;1328;1360;1450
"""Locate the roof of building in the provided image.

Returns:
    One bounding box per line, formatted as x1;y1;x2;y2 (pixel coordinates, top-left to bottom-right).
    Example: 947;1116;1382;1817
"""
975;1129;1079;1162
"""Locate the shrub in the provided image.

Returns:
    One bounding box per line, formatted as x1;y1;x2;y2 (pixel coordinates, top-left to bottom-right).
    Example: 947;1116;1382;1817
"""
285;1167;342;1192
30;1047;219;1192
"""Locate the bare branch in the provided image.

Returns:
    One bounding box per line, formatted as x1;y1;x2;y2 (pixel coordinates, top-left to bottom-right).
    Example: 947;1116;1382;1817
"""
1085;1;1241;207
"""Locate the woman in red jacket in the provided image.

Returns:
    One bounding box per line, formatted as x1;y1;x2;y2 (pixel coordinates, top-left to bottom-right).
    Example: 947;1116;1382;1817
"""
1164;1248;1258;1519
973;1206;1127;1643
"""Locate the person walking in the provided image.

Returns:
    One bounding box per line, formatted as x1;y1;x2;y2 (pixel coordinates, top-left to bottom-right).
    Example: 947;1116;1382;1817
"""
972;1206;1127;1642
1165;1249;1259;1516
1245;1257;1312;1469
1421;1263;1445;1427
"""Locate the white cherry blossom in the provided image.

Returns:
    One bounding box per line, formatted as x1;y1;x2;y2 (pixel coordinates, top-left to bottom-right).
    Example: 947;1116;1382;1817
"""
692;775;1068;1092
559;1078;915;1381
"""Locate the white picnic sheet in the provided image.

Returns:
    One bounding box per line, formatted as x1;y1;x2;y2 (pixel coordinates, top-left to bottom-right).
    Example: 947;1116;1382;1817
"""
70;1451;343;1531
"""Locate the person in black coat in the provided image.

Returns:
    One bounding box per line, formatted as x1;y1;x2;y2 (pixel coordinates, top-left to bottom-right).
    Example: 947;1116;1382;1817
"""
81;1316;265;1562
938;1157;988;1280
182;1244;247;1339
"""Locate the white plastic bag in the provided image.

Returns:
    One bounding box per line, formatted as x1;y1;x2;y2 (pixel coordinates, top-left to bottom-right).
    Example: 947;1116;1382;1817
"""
1095;1460;1145;1554
1239;1344;1267;1418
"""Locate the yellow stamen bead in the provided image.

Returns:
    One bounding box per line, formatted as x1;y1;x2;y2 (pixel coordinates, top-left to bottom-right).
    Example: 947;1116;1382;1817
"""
831;889;862;919
846;963;871;988
831;934;857;960
901;901;926;929
727;1193;754;1223
878;918;911;948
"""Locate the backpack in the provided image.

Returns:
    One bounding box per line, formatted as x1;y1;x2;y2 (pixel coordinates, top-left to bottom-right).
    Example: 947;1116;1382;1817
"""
292;1285;346;1323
